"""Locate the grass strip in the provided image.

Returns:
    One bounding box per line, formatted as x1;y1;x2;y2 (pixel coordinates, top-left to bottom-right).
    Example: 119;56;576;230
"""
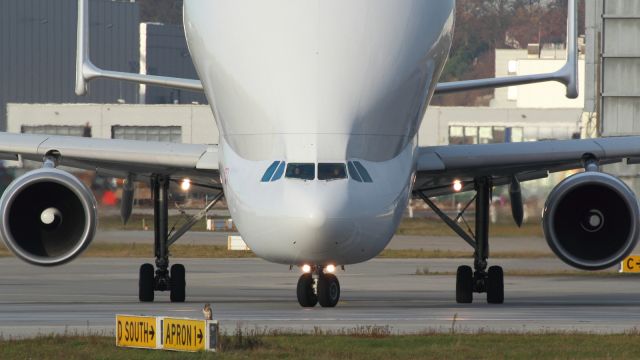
99;214;214;232
2;331;640;359
396;218;543;237
412;266;626;277
0;243;255;259
0;243;552;259
379;249;552;259
99;214;544;238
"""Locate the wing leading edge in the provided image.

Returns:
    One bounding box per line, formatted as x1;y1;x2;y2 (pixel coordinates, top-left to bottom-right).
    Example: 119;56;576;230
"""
414;136;640;196
0;132;219;182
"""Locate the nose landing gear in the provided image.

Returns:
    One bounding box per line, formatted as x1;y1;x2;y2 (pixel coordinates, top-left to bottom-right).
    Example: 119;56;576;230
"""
296;266;340;308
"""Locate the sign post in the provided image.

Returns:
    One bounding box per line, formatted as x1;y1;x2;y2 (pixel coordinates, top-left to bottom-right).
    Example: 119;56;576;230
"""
115;315;159;349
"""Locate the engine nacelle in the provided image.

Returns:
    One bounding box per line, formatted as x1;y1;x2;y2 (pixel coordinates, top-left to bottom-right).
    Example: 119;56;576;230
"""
0;168;97;266
543;171;640;270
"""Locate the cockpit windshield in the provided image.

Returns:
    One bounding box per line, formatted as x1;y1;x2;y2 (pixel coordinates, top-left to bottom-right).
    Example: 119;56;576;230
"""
285;163;315;180
318;163;347;181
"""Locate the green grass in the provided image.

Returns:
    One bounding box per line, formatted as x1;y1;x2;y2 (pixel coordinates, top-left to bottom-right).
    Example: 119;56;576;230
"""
413;266;626;277
396;218;543;237
0;243;255;259
98;214;223;232
2;332;640;359
100;214;543;238
380;249;551;259
0;243;552;259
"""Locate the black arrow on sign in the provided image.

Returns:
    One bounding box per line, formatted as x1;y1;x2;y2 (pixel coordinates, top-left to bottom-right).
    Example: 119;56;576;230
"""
197;328;203;344
149;326;155;339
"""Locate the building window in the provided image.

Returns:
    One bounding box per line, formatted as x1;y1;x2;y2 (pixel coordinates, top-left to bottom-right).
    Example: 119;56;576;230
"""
448;126;524;145
449;126;465;145
21;125;86;137
464;127;478;144
479;126;493;144
508;127;524;142
111;126;182;143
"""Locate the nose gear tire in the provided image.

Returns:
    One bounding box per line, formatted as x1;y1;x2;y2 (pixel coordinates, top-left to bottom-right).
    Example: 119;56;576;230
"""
297;273;318;307
318;273;340;308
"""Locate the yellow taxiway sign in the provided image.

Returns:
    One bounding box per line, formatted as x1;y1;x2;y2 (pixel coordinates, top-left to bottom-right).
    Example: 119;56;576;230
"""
621;256;640;273
116;315;158;349
162;317;207;352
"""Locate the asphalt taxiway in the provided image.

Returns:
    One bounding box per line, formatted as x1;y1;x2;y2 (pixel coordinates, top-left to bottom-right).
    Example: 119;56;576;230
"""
1;256;639;338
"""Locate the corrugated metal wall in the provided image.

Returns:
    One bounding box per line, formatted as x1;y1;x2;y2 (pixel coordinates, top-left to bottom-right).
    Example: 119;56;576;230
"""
0;0;139;130
144;24;207;105
599;0;640;135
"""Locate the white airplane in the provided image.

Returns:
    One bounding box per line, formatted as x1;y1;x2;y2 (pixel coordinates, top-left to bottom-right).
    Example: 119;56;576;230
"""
1;0;638;307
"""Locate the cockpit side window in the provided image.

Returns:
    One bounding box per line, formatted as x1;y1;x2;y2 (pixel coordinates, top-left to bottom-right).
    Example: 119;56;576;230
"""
261;161;280;182
285;163;315;180
318;163;347;181
271;161;286;181
353;161;373;183
347;162;362;182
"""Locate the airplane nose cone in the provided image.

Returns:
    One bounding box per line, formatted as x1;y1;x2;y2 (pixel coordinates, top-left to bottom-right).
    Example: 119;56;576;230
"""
306;209;326;229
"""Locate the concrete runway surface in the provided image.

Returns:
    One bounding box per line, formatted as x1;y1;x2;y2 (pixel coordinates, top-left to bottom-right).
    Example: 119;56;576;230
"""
1;256;640;338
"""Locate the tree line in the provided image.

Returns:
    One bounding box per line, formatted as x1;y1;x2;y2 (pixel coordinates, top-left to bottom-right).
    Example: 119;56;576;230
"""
434;0;585;106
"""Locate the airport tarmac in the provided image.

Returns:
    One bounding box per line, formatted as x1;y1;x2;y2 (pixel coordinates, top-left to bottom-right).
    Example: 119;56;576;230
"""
1;257;639;338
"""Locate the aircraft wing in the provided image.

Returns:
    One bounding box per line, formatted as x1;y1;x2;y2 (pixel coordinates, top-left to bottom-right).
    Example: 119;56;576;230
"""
0;132;220;185
414;136;640;196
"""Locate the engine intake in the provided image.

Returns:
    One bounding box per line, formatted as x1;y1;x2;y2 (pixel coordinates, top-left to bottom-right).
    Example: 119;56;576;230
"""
543;171;640;270
0;168;97;266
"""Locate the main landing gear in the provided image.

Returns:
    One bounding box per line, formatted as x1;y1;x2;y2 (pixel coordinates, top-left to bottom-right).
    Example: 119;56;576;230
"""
418;177;504;304
296;267;340;308
138;175;223;303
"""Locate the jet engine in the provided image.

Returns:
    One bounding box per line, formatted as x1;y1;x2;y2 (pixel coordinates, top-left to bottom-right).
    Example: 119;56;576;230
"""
543;171;640;270
0;168;97;266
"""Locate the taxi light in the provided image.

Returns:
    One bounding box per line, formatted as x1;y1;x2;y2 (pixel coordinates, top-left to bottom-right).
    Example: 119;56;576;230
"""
181;178;191;191
302;264;311;273
325;264;336;273
453;180;463;192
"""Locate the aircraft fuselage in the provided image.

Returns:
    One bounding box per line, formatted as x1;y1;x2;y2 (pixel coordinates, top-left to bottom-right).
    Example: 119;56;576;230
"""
184;0;455;265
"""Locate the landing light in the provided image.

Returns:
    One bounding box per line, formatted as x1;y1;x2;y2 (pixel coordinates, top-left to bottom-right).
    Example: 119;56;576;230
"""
181;178;191;191
453;180;463;192
325;264;336;273
302;264;311;273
